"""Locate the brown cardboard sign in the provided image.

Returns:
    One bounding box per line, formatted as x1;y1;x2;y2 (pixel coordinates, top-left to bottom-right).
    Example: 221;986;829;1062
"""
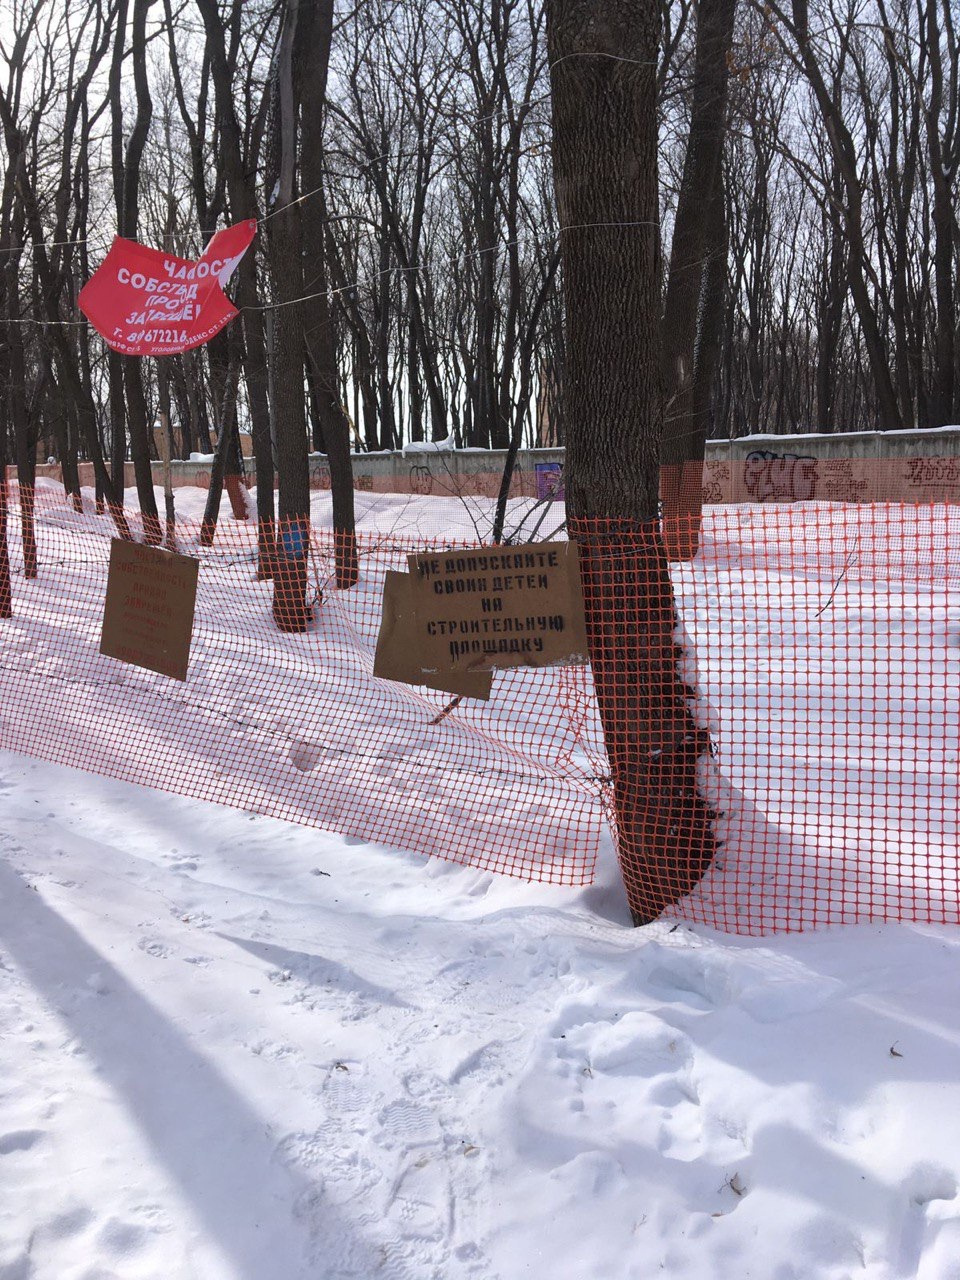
407;541;589;674
100;538;199;681
374;571;492;699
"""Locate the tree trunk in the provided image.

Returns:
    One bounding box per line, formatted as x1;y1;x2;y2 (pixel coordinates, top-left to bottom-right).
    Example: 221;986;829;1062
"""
297;0;358;589
200;339;243;545
0;430;10;619
113;0;162;543
266;0;312;631
546;0;718;925
108;350;127;496
0;105;130;538
659;0;737;560
925;0;957;427
195;0;276;577
5;254;37;578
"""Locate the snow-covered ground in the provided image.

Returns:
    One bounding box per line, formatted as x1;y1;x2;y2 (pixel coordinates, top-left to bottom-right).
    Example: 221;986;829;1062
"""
0;484;959;1278
2;753;960;1279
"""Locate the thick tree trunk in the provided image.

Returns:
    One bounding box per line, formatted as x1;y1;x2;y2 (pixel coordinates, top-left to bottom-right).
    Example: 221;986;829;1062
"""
266;0;312;631
546;0;718;924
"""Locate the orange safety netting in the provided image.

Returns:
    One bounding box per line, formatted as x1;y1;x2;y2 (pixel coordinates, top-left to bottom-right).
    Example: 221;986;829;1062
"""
0;481;957;935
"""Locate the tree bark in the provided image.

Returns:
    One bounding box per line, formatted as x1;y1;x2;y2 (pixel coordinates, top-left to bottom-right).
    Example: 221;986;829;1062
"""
112;0;163;543
195;0;277;577
546;0;718;924
297;0;358;589
0;422;10;618
924;0;958;426
265;0;312;631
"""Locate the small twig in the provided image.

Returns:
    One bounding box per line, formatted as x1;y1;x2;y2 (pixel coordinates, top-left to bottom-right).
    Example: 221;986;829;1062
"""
814;537;859;618
504;489;561;544
436;452;489;543
430;695;463;724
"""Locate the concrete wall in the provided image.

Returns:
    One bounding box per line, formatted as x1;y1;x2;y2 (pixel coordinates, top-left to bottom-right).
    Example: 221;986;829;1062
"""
18;427;960;504
701;429;960;503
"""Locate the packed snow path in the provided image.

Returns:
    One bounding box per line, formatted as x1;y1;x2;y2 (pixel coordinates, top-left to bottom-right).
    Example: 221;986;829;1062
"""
0;751;959;1278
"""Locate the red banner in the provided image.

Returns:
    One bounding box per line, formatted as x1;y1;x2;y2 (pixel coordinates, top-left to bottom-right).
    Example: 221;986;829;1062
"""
78;220;257;357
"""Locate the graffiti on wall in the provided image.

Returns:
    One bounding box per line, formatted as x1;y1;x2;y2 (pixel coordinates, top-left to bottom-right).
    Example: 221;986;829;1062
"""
744;450;818;501
535;461;564;501
820;458;870;501
906;457;960;488
700;461;730;504
404;459;528;499
409;463;434;494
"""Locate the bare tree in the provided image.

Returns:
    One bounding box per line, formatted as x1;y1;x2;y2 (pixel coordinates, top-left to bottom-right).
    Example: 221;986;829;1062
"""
546;0;717;924
194;0;277;577
660;0;737;560
297;0;358;588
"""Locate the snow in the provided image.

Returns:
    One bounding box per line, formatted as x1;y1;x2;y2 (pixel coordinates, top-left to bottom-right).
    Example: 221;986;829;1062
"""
726;425;960;443
401;435;456;454
1;486;959;1278
2;753;960;1279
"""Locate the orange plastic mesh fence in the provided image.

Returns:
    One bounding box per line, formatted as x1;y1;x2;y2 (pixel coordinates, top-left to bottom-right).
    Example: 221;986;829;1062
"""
0;482;957;935
0;486;600;887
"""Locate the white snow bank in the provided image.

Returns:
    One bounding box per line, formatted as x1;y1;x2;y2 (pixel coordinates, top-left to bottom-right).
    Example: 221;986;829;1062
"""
402;434;456;454
0;752;958;1279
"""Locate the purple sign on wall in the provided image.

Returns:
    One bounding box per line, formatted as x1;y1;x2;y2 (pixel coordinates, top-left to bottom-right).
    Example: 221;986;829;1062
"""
535;462;565;501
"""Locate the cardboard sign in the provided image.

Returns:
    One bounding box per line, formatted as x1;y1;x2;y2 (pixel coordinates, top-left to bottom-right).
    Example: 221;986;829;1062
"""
374;571;492;699
407;541;589;674
78;220;256;357
100;539;200;681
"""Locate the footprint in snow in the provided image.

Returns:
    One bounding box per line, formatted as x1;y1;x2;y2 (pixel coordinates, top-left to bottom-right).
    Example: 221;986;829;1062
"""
137;939;172;960
375;1156;453;1280
321;1062;373;1116
377;1100;442;1149
388;1155;451;1243
0;1129;44;1155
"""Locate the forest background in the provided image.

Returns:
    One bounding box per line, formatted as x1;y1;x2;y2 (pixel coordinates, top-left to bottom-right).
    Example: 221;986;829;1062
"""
0;0;957;505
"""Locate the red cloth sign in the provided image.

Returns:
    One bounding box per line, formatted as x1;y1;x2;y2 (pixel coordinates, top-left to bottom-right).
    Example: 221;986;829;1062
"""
78;220;257;357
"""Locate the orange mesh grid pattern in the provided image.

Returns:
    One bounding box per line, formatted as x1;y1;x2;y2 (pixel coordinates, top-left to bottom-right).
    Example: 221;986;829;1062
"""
0;483;957;935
